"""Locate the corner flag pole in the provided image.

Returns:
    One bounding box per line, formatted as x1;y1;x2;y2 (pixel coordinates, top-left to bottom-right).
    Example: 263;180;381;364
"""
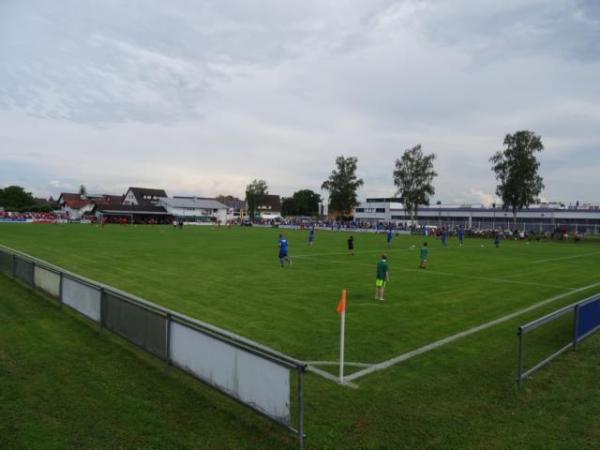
336;289;347;384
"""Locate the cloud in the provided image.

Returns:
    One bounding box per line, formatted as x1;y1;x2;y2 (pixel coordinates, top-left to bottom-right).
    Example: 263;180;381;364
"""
0;0;598;204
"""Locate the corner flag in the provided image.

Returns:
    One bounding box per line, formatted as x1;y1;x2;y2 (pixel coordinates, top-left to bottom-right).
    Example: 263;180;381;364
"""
336;289;347;314
337;289;347;383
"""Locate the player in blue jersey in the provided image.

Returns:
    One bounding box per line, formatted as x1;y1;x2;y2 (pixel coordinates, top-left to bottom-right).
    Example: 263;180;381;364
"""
441;226;448;248
386;227;393;248
494;230;501;248
308;224;315;246
278;234;291;266
458;226;465;247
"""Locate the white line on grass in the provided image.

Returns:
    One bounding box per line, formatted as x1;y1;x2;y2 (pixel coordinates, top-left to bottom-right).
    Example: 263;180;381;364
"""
293;249;389;258
307;361;373;368
300;254;577;291
408;267;578;291
306;365;358;388
342;281;600;383
533;251;600;264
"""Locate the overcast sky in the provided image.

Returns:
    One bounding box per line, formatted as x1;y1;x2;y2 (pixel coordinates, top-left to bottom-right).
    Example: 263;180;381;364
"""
1;0;598;205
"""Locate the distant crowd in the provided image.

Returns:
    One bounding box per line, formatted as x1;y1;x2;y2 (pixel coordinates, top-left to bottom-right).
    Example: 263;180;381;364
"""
0;210;591;241
0;211;66;223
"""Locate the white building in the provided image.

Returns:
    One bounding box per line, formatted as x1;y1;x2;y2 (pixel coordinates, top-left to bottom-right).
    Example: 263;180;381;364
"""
257;194;282;220
158;197;228;224
354;198;600;233
123;187;168;206
57;193;95;220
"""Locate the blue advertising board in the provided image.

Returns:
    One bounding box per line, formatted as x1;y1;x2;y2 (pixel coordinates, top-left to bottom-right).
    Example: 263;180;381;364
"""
577;297;600;340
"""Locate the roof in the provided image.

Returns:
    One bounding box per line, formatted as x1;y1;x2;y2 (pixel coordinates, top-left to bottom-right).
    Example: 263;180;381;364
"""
160;197;228;209
127;187;168;197
126;187;168;205
257;195;281;211
34;197;52;206
223;199;246;210
216;196;246;209
92;195;124;207
96;205;170;215
58;192;93;210
365;198;402;203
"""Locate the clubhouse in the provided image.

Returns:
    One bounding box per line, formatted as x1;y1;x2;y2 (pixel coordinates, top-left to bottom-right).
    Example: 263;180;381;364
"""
354;198;600;233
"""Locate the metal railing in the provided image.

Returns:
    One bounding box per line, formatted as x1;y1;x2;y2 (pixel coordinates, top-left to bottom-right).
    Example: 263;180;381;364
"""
0;244;307;449
516;293;600;388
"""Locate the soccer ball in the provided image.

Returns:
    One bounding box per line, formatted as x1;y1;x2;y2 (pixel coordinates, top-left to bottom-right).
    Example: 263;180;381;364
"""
480;244;485;248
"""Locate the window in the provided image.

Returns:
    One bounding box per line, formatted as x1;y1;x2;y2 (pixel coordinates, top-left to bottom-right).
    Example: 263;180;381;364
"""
376;208;385;213
356;208;364;212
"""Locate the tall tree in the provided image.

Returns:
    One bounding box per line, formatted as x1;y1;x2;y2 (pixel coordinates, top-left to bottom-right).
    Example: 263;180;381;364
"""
281;190;321;217
245;179;269;221
490;130;544;224
321;156;363;218
294;189;321;217
79;184;87;196
393;145;437;224
0;185;35;211
281;197;297;217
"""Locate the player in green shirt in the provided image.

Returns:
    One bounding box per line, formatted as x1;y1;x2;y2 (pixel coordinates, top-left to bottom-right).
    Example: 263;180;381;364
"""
375;254;390;301
419;242;429;269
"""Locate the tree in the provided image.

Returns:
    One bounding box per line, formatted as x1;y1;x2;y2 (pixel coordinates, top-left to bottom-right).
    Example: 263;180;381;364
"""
245;179;268;221
79;184;87;196
0;185;35;211
282;189;321;217
321;156;363;218
490;130;544;225
281;197;297;217
393;145;437;225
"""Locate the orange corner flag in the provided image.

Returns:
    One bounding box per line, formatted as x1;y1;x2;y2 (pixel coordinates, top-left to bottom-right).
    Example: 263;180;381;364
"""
336;289;347;314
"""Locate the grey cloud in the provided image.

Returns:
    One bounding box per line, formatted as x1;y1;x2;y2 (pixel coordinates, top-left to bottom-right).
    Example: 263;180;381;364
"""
417;0;600;63
0;1;598;203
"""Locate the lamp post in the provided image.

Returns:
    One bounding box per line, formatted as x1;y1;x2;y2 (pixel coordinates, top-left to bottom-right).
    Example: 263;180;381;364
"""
492;202;496;230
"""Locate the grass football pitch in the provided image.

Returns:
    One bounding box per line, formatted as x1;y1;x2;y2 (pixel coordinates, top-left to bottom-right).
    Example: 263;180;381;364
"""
1;223;600;449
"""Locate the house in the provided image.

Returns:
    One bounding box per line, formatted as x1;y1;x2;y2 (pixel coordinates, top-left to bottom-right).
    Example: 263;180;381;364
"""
122;187;168;207
57;193;95;220
32;197;57;211
95;204;172;224
257;195;282;220
216;195;246;221
353;198;600;233
91;194;124;208
158;197;228;224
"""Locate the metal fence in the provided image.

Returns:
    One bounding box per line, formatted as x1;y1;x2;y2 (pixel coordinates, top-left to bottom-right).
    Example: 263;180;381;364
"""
516;293;600;388
410;218;599;234
0;245;307;449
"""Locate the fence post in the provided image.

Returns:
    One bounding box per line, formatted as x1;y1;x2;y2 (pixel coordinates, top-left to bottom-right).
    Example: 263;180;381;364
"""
573;304;580;350
516;327;524;389
99;287;105;329
297;367;304;450
58;272;64;306
165;314;172;365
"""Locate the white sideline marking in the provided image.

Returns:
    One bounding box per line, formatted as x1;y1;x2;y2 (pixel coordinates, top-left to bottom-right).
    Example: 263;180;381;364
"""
306;365;358;388
308;361;373;368
293;249;391;259
533;251;600;264
409;268;577;290
302;255;577;291
343;281;600;383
